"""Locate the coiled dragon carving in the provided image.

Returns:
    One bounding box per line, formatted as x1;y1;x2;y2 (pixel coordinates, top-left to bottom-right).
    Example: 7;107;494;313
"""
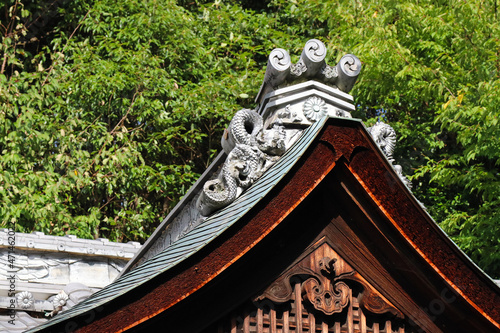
197;109;286;216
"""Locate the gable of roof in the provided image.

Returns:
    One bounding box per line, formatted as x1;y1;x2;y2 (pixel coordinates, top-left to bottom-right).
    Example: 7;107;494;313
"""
28;117;500;332
27;38;500;333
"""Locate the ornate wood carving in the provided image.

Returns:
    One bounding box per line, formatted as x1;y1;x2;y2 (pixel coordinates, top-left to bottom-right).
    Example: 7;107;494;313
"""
255;239;403;318
302;274;349;315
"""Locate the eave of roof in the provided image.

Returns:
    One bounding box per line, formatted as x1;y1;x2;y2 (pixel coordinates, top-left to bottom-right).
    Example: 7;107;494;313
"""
27;114;332;333
0;230;141;259
28;116;500;332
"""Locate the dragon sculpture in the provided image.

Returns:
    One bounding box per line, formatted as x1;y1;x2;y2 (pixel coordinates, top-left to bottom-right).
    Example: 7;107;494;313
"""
197;109;286;216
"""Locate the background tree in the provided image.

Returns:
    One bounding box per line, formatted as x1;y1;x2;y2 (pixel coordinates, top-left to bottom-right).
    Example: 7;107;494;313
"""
1;0;498;277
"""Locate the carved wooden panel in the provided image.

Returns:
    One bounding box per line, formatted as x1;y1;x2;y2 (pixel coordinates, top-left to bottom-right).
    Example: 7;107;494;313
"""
205;239;418;333
255;240;402;319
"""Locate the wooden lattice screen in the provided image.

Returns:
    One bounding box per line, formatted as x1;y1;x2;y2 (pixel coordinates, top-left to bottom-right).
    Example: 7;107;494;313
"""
206;241;419;333
207;280;416;333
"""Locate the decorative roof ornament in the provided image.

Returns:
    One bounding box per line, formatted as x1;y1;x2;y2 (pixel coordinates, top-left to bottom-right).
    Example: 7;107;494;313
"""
197;109;286;216
367;122;397;163
367;122;412;188
17;291;35;309
303;96;328;122
45;290;70;317
255;39;361;105
197;39;362;216
52;291;69;309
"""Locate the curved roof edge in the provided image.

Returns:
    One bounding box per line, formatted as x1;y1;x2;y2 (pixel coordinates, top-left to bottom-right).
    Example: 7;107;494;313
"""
27;115;332;333
27;117;500;332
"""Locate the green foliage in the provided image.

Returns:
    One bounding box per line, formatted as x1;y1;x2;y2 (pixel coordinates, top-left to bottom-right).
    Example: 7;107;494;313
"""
1;0;499;276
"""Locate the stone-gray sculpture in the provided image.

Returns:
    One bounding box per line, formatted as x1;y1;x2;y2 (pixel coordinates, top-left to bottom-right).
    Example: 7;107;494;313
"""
367;122;412;188
198;109;286;216
256;39;361;104
367;122;397;163
131;38;422;271
197;39;362;217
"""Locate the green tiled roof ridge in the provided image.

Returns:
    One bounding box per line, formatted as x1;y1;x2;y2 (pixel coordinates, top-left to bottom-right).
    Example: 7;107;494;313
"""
27;116;335;332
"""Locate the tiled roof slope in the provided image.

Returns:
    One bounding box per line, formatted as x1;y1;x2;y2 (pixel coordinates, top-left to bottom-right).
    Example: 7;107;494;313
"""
0;230;141;259
0;232;142;332
27;115;331;333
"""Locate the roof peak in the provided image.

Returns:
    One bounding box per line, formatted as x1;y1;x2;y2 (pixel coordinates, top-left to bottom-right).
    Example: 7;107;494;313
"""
256;39;361;105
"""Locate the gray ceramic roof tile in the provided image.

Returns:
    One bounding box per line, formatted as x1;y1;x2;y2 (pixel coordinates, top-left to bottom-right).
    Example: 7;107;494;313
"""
27;116;331;332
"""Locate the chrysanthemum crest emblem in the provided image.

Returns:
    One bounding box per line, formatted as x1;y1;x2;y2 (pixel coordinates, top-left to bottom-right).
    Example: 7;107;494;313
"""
303;96;327;122
17;291;34;309
53;291;69;309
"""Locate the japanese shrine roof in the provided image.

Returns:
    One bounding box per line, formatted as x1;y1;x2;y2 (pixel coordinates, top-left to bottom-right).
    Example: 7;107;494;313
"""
27;113;332;333
27;116;500;332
